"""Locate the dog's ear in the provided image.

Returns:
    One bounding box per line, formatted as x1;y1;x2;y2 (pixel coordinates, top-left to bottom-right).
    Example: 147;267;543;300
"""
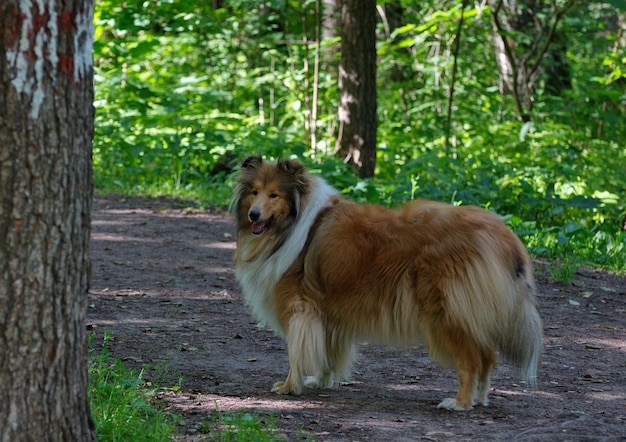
241;155;262;169
277;159;304;176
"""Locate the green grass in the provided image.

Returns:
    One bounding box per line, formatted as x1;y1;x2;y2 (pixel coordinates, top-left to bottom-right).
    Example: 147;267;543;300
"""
201;409;286;441
546;257;580;284
89;332;179;441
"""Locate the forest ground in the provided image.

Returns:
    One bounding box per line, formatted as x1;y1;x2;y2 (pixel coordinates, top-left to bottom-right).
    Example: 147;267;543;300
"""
87;196;626;441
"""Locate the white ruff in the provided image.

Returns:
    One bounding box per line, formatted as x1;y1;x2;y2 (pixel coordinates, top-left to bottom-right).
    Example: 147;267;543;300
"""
235;177;338;336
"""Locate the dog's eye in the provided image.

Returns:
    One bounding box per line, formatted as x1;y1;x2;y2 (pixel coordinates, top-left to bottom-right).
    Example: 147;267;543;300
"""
269;193;278;199
251;190;258;196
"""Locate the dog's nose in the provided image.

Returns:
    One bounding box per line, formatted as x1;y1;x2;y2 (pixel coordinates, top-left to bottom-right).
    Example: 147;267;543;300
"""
249;208;261;222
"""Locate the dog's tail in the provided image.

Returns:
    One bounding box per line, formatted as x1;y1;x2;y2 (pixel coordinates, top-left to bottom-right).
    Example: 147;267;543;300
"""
497;272;543;386
447;241;543;385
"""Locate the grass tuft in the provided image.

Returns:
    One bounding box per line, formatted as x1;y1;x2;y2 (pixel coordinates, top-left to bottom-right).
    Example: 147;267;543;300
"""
201;407;286;441
88;332;179;441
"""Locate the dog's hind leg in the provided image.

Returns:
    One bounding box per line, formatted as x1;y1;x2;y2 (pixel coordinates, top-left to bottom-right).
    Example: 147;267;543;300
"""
438;365;478;411
474;349;496;407
325;326;356;386
272;304;330;395
426;322;482;411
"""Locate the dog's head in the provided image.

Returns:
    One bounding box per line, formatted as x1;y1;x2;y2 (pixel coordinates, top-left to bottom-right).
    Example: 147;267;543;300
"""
232;156;309;236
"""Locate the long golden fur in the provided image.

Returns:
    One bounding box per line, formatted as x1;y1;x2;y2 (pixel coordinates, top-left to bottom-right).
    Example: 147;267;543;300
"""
232;156;543;411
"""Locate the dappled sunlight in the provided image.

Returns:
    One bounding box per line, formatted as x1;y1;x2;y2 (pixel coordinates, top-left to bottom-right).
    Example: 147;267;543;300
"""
88;289;234;301
387;382;447;394
91;318;160;327
92;233;164;243
494;388;559;400
201;241;236;250
92;218;132;227
577;338;626;352
492;383;626;407
162;391;330;415
588;391;626;402
388;378;626;408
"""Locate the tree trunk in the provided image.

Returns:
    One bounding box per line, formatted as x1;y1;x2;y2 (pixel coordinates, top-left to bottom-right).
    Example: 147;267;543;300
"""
321;0;340;69
0;0;96;440
335;0;377;178
488;0;576;122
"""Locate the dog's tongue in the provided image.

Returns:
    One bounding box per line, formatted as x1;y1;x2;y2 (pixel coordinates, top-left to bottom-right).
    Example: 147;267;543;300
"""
251;222;267;235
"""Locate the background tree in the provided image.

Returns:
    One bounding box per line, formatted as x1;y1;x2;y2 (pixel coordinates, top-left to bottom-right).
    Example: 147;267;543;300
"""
335;0;378;178
0;0;96;439
322;0;340;67
487;0;577;121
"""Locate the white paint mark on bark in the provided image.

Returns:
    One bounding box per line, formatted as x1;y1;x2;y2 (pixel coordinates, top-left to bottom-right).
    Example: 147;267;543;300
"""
45;0;59;68
5;1;34;98
4;0;60;120
73;4;94;82
31;26;46;119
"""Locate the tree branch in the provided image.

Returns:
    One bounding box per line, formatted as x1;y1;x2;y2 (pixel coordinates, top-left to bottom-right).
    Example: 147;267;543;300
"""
529;0;578;78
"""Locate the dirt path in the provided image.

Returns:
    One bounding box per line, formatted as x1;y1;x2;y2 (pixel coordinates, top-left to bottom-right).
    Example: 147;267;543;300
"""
87;196;626;441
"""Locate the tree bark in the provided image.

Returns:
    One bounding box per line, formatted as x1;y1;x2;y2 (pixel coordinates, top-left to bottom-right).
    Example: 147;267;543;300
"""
321;0;340;68
335;0;377;178
0;0;96;440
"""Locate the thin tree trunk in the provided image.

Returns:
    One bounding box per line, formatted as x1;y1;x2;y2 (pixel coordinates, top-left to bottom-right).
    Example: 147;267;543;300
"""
445;0;468;154
336;0;377;178
311;0;322;151
0;0;96;440
321;0;340;153
598;11;625;138
378;2;411;126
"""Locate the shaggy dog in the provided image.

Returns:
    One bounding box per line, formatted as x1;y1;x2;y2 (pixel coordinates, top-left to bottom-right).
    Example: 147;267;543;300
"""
231;156;542;410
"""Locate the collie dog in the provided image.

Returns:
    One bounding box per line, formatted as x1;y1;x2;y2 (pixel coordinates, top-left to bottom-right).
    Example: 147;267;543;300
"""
232;156;542;411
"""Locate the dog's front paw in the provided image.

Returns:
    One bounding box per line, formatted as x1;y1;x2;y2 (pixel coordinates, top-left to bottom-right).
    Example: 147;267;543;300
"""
437;397;473;411
272;381;300;395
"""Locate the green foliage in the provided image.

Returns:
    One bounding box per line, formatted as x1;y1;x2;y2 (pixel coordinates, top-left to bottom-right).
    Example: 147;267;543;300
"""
93;0;626;272
89;332;179;441
93;0;326;202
